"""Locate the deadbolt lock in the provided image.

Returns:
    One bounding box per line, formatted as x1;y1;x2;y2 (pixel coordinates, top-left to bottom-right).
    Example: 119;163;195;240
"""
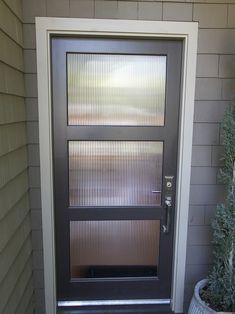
166;182;172;188
164;176;174;193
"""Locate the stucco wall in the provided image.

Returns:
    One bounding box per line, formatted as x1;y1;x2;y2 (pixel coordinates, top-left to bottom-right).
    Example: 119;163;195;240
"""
0;0;35;313
22;0;235;313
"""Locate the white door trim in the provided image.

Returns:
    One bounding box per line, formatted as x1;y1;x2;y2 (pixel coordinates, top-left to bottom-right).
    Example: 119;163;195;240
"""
36;18;198;314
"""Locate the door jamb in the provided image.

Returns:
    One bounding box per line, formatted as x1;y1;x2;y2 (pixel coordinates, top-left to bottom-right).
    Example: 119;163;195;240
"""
36;17;198;314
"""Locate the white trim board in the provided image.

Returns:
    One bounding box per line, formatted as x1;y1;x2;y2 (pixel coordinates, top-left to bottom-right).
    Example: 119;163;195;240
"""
36;18;198;314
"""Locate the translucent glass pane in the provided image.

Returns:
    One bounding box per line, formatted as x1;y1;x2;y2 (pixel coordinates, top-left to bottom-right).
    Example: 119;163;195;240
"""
67;54;166;126
70;220;160;278
69;141;163;206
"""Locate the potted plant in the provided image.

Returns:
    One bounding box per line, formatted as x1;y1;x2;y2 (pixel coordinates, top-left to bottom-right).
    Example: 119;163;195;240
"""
188;98;235;313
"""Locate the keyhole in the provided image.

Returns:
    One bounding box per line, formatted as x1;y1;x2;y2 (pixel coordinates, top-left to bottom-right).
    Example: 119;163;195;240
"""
166;182;172;188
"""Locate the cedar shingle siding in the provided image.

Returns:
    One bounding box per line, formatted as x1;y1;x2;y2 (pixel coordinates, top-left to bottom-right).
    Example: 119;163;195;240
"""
0;0;34;313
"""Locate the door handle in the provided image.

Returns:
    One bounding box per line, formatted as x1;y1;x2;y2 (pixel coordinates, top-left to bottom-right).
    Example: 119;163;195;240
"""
162;197;172;234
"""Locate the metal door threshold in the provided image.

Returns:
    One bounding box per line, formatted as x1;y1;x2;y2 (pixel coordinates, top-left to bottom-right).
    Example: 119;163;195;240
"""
57;303;174;314
58;299;171;307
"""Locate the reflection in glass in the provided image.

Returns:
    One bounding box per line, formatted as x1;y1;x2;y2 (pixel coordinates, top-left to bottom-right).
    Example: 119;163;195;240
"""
69;141;163;206
70;220;160;278
67;54;166;126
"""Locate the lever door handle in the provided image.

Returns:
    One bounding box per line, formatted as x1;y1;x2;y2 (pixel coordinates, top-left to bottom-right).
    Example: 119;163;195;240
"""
163;198;172;234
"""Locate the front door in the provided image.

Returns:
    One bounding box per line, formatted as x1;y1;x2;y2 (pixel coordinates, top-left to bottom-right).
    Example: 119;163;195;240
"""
51;36;182;307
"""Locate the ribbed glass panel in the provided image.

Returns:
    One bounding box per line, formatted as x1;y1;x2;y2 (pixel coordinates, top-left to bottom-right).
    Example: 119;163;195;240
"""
69;141;163;206
67;54;166;126
70;220;160;278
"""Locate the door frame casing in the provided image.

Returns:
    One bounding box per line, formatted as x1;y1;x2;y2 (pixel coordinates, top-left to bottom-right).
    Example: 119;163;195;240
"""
36;18;198;314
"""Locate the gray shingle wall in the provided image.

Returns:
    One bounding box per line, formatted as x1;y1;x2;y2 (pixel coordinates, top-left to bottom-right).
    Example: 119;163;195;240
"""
22;1;235;313
0;0;35;313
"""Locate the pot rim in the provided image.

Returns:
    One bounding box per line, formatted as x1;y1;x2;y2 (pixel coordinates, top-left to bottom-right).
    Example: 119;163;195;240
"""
193;279;214;313
194;279;208;303
193;279;234;314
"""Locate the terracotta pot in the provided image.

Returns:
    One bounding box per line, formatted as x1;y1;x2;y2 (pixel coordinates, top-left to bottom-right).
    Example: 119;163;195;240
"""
188;279;234;314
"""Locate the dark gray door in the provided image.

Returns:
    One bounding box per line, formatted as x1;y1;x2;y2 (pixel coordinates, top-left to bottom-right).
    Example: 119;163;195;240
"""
51;36;182;304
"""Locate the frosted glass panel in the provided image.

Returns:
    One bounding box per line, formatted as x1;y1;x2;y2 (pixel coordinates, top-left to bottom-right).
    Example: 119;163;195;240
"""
70;220;160;278
67;54;166;126
69;141;163;206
